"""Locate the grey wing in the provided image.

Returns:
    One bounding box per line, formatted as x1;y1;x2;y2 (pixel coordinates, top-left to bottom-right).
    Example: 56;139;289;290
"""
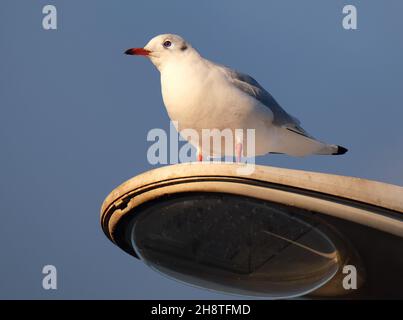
223;67;314;139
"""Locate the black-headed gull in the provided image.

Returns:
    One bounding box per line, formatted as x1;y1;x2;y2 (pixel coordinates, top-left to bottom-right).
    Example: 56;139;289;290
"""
125;34;347;162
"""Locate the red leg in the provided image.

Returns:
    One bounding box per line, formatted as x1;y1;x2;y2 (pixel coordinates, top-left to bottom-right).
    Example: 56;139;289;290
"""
198;152;203;162
235;142;243;163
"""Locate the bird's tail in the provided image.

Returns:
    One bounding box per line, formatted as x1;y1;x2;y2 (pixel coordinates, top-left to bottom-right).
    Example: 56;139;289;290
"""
316;144;348;155
271;126;348;156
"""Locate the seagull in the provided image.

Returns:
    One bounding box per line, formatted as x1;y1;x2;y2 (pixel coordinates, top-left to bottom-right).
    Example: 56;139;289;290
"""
125;34;347;162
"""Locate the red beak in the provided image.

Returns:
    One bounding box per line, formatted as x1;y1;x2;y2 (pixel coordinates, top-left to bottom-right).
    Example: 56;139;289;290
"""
124;48;151;56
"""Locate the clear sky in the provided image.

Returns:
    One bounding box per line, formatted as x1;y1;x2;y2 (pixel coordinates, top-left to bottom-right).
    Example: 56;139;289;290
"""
0;0;402;299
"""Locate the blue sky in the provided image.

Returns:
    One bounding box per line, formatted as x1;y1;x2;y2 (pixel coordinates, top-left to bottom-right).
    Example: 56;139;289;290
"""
0;0;402;298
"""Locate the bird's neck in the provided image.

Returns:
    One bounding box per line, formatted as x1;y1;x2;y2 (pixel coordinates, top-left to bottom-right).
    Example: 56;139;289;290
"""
159;49;203;74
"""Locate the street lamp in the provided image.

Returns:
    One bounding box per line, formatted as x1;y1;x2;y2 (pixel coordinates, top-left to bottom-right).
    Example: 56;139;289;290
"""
101;163;403;298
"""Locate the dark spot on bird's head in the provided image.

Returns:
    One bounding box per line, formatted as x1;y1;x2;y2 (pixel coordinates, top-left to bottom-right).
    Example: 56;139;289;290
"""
180;44;188;51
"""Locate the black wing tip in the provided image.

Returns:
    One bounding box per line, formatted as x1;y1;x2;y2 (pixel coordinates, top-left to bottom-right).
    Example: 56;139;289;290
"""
333;145;348;155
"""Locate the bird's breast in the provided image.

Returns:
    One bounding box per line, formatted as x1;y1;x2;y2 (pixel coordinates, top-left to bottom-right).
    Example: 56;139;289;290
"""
160;63;269;134
160;64;218;129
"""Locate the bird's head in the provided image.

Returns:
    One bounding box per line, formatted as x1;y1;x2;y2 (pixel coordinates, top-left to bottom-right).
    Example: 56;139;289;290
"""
125;34;195;71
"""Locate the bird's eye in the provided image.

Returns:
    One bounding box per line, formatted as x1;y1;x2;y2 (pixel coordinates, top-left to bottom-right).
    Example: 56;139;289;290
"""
163;40;172;48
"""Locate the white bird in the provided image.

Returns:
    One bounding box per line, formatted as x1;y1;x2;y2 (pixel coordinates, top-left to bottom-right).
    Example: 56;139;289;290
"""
125;34;347;161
